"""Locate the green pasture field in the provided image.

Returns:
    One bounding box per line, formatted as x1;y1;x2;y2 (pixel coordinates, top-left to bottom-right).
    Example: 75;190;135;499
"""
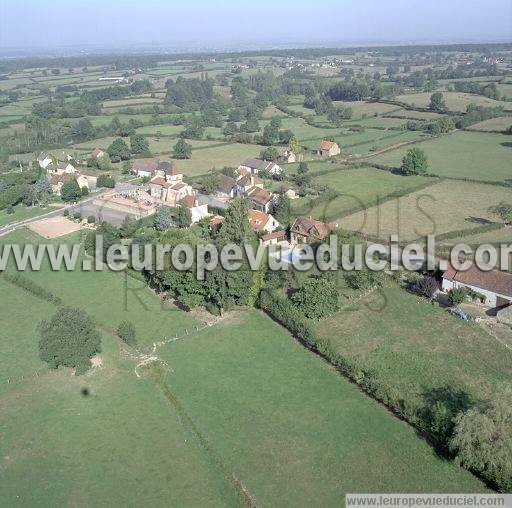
331;100;399;118
382;108;448;120
496;83;512;100
153;309;486;506
343;130;427;156
438;226;512;247
315;284;512;427
370;130;512;183
349;116;407;128
290;167;434;222
135;124;184;136
338;180;512;241
86;113;157;127
0;230;487;505
395;91;511;112
102;97;164;109
467;116;512;132
171;142;265;176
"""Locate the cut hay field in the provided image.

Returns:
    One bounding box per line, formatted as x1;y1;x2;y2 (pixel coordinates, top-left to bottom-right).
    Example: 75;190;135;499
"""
172;142;265;176
383;108;448;120
370;131;512;183
338;180;512;241
395;91;511;112
331;100;399;118
316;284;512;425
467;116;512;132
438;225;512;247
0;230;487;504
291;167;434;222
86;113;157;127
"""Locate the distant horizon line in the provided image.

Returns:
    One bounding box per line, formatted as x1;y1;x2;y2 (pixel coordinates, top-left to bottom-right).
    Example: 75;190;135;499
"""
1;38;511;60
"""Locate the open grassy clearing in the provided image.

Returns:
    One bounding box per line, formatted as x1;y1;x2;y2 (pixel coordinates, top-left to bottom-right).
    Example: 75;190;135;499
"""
316;284;512;424
395;91;511;112
338;180;512;241
371;130;512;183
467;116;512;132
291;167;434;222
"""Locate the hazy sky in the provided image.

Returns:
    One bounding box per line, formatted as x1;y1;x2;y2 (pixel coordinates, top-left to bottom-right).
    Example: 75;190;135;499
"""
0;0;511;50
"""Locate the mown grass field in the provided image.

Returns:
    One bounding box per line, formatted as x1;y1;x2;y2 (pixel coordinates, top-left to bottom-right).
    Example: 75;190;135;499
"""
0;229;487;504
338;179;512;241
467;116;512;132
371;131;512;183
291;167;434;222
316;283;512;423
395;91;512;112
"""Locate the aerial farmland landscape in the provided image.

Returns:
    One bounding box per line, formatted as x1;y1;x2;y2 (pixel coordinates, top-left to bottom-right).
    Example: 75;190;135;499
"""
0;0;511;506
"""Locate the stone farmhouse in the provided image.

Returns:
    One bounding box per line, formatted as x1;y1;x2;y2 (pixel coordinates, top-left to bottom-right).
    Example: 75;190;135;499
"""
318;140;340;157
290;217;331;244
238;157;282;176
442;264;512;309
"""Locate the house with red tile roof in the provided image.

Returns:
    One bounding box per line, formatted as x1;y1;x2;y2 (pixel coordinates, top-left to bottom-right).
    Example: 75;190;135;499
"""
442;263;512;308
318;140;340;157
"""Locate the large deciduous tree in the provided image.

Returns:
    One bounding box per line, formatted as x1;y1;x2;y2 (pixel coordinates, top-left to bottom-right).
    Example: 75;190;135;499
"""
401;147;428;175
292;277;339;320
450;385;512;492
38;307;101;375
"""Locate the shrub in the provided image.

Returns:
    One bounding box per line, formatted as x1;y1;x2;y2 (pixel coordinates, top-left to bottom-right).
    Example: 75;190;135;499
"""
73;212;81;220
87;215;95;224
450;385;512;492
116;321;137;346
448;287;467;307
63;209;69;217
3;273;61;304
259;290;316;347
416;276;438;299
291;277;339;319
38;307;101;374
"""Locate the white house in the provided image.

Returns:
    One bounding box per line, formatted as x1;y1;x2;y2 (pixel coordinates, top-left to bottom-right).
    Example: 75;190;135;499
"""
216;174;237;199
36;152;53;169
318;140;341;157
442;264;512;309
248;210;279;233
238;158;282;176
179;195;210;223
